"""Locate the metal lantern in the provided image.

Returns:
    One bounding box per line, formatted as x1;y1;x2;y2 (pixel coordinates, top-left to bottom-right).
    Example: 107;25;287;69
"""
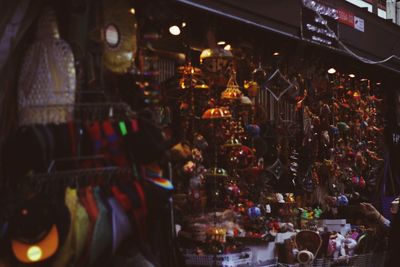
223;137;242;148
201;107;232;120
221;71;243;101
200;48;233;74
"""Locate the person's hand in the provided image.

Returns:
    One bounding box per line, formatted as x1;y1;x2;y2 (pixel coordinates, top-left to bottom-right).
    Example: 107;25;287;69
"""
360;202;380;219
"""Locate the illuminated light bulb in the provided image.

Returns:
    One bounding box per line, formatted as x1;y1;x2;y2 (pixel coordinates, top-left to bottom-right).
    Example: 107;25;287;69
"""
129;8;135;14
224;44;232;50
348;74;355;78
273;52;280;56
27;246;42;262
169;25;181;36
327;68;336;74
181;22;186;27
217;41;226;45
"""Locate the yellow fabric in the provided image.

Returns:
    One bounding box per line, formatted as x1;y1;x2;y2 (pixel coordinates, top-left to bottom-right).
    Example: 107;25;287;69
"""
51;187;76;267
73;192;89;264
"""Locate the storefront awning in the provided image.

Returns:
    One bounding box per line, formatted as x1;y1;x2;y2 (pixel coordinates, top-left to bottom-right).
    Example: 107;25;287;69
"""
176;0;400;75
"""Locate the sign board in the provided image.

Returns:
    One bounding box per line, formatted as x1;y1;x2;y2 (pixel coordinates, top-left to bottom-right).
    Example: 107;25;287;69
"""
354;16;365;32
338;9;354;27
338;8;365;32
301;0;339;48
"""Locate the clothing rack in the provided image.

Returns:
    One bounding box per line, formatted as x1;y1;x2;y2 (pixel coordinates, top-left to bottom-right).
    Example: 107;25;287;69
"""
29;166;131;180
28;102;135;114
21;102;137;124
24;166;132;188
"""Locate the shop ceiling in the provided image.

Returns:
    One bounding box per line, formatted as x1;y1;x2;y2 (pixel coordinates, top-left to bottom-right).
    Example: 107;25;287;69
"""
176;0;400;75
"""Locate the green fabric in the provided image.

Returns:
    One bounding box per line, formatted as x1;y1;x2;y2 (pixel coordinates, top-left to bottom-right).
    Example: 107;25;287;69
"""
119;121;128;136
89;187;112;266
73;189;90;265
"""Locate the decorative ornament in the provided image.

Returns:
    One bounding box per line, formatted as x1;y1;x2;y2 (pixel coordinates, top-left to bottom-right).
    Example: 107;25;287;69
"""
337;194;349;206
221;70;243;101
240;96;253;106
353;91;361;100
275;193;285;203
314;207;323;218
177;65;202;75
245;124;261;138
252;62;266;85
200;48;233;74
18;7;76;126
179;77;209;90
201;107;232;120
193;133;208;150
264;69;294;101
227;146;255;170
223;137;242;148
183;161;196;175
102;0;138;74
337;122;350;132
247;206;261;219
267;158;284;180
244;80;260;98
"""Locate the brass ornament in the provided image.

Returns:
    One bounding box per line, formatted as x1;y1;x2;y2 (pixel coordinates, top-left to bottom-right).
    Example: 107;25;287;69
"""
201;107;232;120
102;0;137;74
221;71;243;101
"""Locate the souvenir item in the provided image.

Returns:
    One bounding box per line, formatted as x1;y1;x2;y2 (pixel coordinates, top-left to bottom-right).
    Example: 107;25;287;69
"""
245;124;260;138
102;0;138;73
201;107;232;120
244;80;260;98
267;158;284;180
240;96;252;106
221;71;243;101
200;48;233;74
295;230;322;265
337;195;349;206
341;235;357;256
247;206;261;219
264;69;294;101
193;133;209;150
223;137;242;149
177;64;209;91
252;62;266;86
18;7;76;126
227;145;255;170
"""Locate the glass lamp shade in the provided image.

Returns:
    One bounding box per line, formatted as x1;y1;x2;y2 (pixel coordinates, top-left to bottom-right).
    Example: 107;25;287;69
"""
201;107;232;120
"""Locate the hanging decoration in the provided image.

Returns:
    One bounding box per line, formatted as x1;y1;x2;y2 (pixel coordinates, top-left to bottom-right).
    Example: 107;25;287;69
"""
102;0;138;74
264;69;294;101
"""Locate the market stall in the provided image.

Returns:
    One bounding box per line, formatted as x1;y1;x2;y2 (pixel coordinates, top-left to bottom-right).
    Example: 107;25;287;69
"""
0;0;399;267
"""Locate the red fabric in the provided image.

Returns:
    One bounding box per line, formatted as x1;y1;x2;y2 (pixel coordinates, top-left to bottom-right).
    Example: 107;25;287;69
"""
132;181;148;240
102;120;128;166
111;185;132;212
130;119;139;133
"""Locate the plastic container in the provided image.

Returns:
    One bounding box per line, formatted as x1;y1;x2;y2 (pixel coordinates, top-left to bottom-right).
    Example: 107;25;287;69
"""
184;250;252;267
